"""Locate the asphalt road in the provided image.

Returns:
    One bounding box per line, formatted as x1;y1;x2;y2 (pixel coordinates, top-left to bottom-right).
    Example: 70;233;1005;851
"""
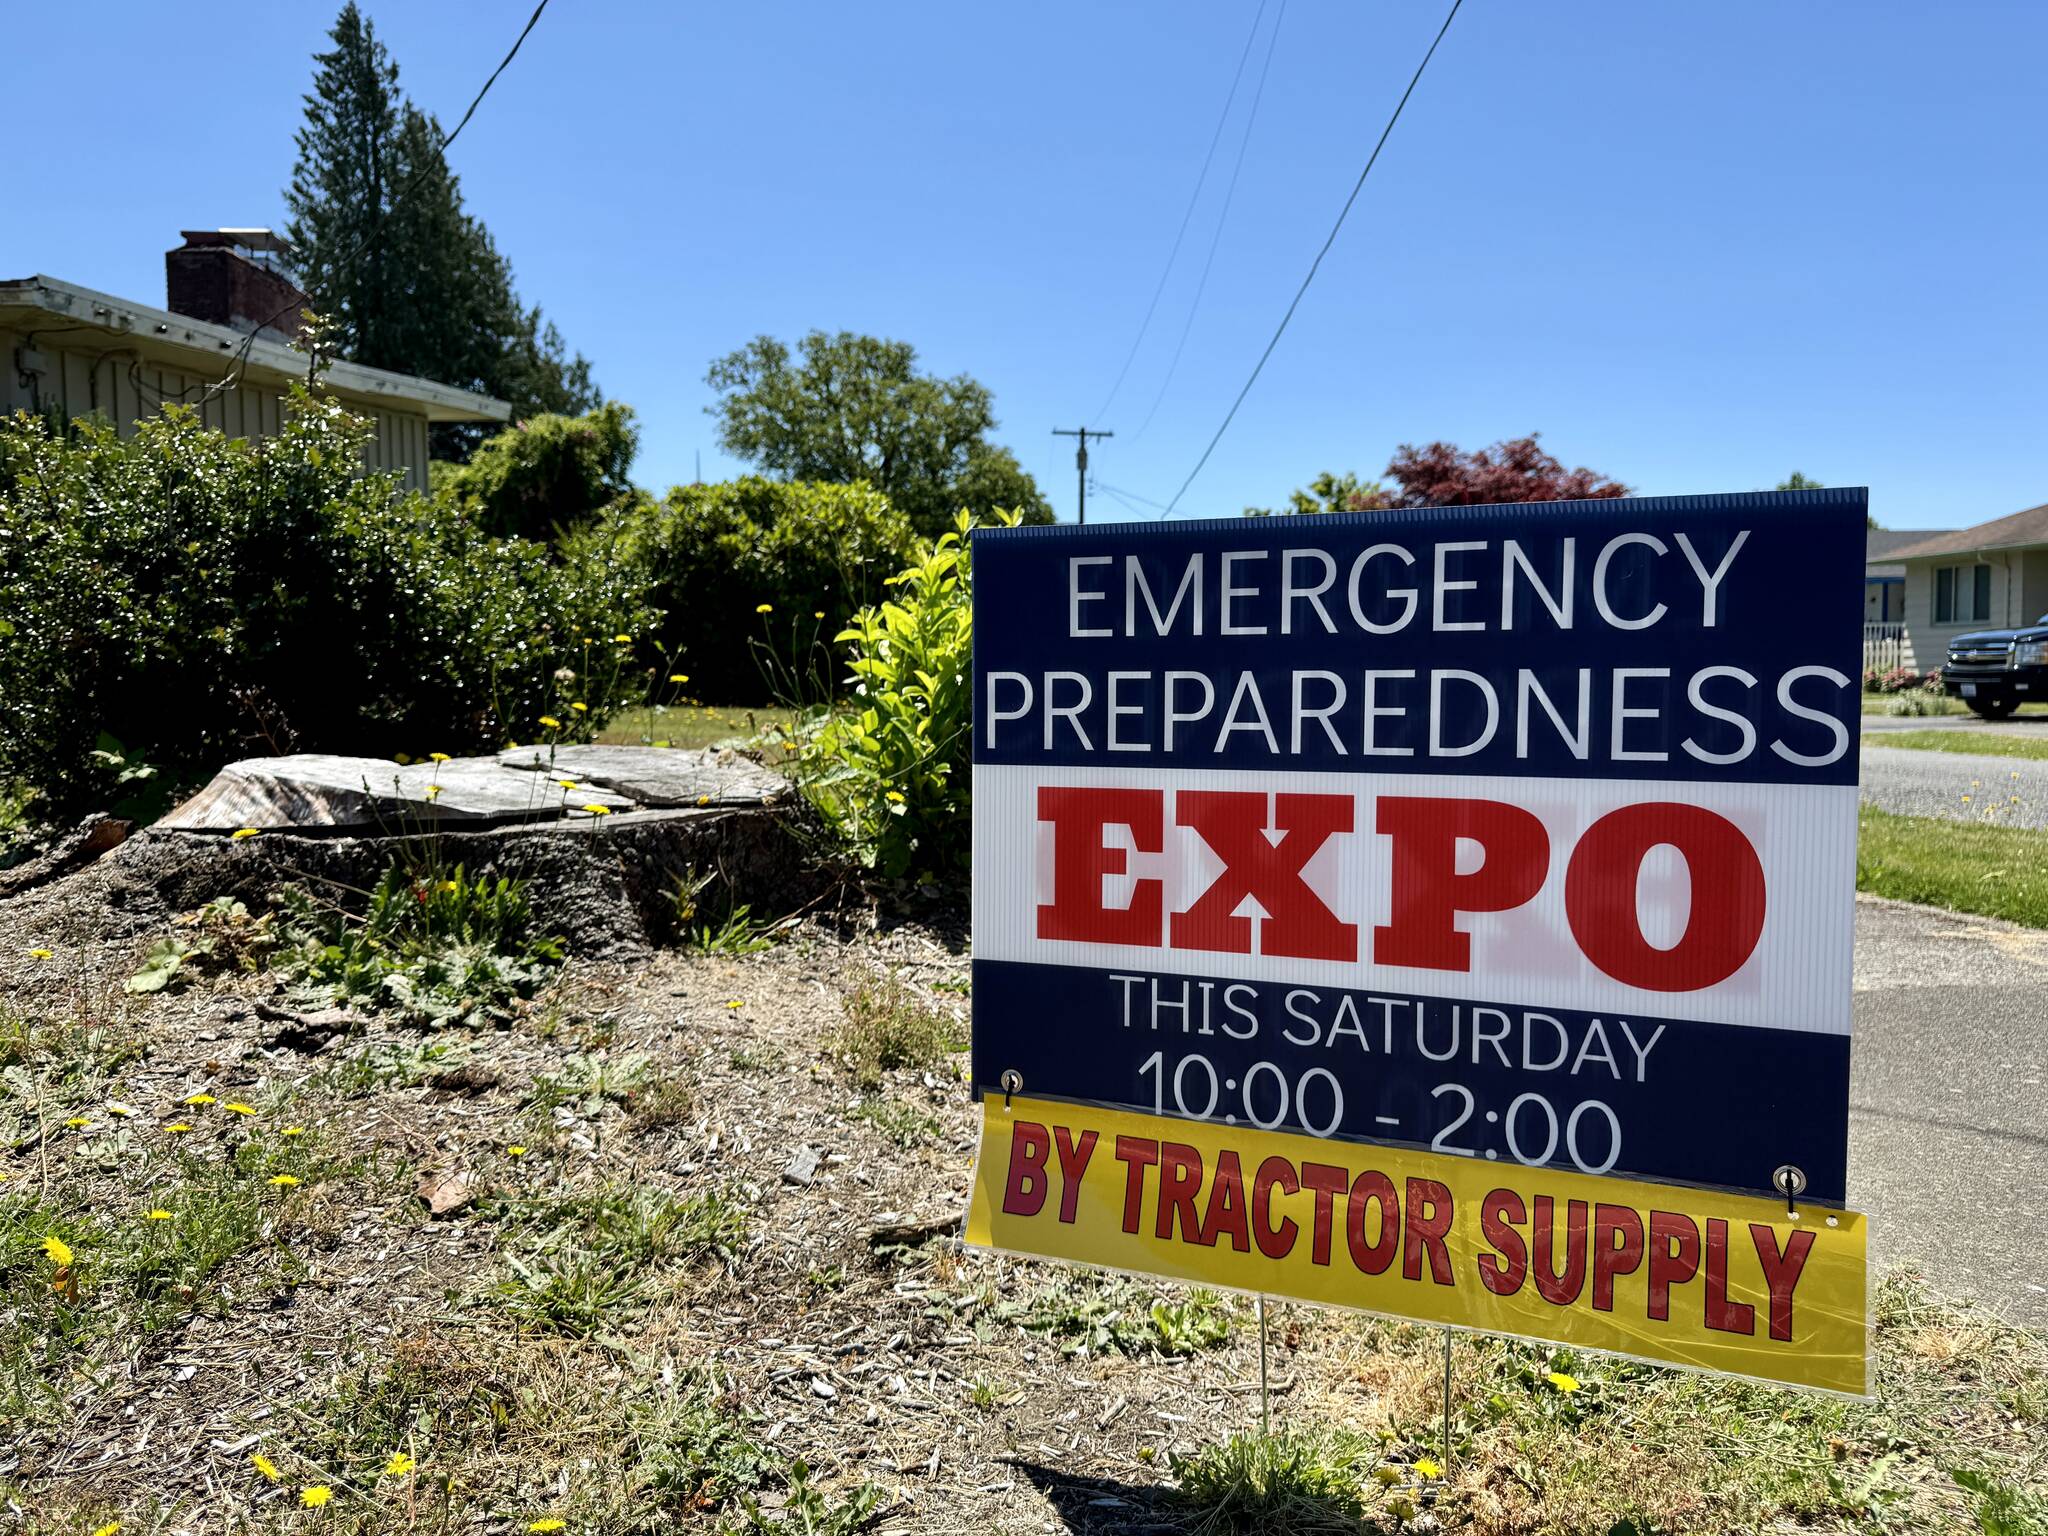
1851;894;2048;1324
1859;715;2048;828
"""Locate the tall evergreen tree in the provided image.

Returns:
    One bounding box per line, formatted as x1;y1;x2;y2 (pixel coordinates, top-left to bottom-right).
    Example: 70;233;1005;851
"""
285;4;597;455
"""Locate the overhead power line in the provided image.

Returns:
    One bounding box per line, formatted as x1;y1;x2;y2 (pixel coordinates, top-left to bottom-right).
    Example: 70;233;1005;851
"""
1160;0;1464;519
1090;0;1271;425
173;0;554;408
1130;0;1287;442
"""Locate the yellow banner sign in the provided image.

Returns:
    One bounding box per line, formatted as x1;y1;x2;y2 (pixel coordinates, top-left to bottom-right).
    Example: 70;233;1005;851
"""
967;1096;1868;1396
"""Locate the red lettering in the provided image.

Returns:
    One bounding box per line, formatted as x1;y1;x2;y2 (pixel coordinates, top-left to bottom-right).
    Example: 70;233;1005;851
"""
1115;1136;1158;1235
1477;1188;1529;1296
1374;797;1549;971
1402;1178;1455;1285
1565;803;1766;992
1198;1150;1251;1252
1301;1162;1350;1266
1533;1196;1589;1305
1037;786;1163;946
1345;1171;1400;1276
1591;1204;1645;1312
1647;1210;1701;1322
1251;1156;1299;1259
1002;1121;1051;1217
1749;1223;1818;1342
1052;1127;1098;1225
1703;1217;1756;1335
1171;792;1357;960
1157;1142;1204;1242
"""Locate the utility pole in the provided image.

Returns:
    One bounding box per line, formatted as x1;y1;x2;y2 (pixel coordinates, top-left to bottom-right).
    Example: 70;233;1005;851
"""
1052;427;1113;525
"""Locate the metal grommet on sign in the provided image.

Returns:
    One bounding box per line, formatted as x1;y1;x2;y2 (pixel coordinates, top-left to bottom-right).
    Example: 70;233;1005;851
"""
1000;1069;1023;1110
1774;1164;1806;1217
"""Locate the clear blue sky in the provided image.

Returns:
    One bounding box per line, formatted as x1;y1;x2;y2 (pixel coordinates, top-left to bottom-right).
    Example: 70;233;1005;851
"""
6;1;2042;530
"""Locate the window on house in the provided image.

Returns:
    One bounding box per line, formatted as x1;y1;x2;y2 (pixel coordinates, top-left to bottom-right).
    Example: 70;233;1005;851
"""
1934;563;1993;624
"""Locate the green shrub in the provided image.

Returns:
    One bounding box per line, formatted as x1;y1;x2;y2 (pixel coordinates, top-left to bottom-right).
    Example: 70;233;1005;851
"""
571;476;915;703
798;511;1009;879
0;396;649;820
434;402;639;540
275;861;563;1024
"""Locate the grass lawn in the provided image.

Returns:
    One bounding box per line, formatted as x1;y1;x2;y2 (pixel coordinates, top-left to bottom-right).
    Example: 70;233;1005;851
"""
1863;729;2048;760
596;702;798;752
1858;804;2048;926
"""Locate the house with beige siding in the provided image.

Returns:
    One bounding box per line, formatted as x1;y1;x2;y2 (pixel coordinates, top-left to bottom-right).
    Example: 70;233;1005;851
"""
1877;504;2048;672
0;230;506;491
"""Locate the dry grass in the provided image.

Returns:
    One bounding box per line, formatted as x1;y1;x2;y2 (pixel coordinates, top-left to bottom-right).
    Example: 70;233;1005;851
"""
1;902;2043;1535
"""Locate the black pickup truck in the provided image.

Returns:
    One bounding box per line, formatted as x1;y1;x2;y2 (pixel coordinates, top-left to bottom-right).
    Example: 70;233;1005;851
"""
1943;617;2048;718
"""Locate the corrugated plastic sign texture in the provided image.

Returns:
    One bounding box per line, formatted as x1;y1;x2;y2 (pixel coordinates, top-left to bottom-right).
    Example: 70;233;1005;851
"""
966;491;1869;1392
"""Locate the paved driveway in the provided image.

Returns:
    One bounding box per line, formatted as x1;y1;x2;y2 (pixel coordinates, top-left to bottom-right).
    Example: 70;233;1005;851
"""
1851;895;2048;1324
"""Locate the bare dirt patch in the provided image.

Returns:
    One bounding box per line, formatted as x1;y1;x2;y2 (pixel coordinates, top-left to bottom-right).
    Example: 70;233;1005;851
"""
3;873;2044;1534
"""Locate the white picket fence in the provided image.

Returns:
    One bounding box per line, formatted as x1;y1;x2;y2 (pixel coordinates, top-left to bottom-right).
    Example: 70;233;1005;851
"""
1862;622;1906;675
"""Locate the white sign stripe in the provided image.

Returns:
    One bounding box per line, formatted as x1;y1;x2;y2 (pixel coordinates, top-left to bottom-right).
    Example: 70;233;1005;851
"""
972;763;1856;1034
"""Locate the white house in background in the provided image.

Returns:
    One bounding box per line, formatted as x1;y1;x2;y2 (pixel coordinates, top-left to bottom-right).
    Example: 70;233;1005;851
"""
0;229;507;492
1872;504;2048;671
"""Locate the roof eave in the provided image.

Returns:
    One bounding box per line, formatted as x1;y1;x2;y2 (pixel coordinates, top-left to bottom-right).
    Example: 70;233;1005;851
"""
0;275;510;424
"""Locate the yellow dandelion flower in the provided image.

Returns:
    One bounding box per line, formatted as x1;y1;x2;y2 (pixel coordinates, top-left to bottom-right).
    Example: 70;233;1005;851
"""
107;1102;136;1118
506;1144;528;1158
696;794;710;807
300;1485;333;1508
539;715;562;729
383;1450;416;1476
92;1523;121;1536
146;1208;173;1221
570;701;589;714
43;1236;73;1267
281;1126;306;1139
224;1102;255;1116
613;633;633;643
1413;1456;1443;1480
64;1116;91;1129
440;879;460;892
165;1122;194;1134
556;778;577;789
583;803;613;817
885;790;905;803
231;828;261;840
669;673;689;684
1546;1370;1581;1393
27;947;52;959
251;1450;282;1481
429;752;451;763
184;1093;216;1106
424;784;444;800
268;1174;301;1188
725;999;744;1009
529;1521;567;1533
813;610;825;620
755;603;772;614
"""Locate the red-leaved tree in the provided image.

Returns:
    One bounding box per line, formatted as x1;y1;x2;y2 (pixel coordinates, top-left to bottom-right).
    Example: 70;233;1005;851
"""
1383;434;1629;507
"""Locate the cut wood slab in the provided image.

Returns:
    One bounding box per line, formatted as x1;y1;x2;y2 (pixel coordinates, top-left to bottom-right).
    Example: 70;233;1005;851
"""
158;747;780;833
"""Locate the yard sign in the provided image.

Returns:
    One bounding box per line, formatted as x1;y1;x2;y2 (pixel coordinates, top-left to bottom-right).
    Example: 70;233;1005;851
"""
964;490;1871;1396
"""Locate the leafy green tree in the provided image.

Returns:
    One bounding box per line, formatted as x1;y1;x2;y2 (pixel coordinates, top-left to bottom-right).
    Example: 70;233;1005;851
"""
705;331;1051;535
285;4;597;455
436;403;640;541
1243;470;1390;518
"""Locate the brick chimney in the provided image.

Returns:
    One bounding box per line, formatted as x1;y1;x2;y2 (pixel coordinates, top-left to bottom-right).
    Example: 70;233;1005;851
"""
165;230;312;343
